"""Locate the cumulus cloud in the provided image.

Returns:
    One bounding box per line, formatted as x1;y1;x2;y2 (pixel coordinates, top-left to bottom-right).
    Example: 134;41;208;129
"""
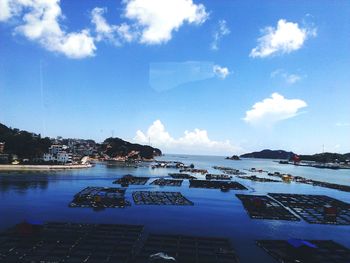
271;69;303;85
211;19;230;50
134;120;242;155
250;19;317;58
243;93;307;126
213;65;230;79
91;7;135;45
0;0;96;59
124;0;208;44
1;0;209;57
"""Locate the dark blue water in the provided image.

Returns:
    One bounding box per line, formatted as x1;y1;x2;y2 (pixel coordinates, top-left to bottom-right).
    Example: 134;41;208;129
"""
1;155;350;262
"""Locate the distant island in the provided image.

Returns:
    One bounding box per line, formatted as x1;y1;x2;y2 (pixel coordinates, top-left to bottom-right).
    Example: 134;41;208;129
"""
239;149;350;163
299;152;350;163
238;149;350;169
225;155;241;160
0;122;162;166
240;149;295;160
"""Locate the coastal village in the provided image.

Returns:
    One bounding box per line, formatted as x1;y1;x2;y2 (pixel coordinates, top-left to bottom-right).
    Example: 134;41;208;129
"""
0;123;162;168
0;138;160;168
0;139;96;166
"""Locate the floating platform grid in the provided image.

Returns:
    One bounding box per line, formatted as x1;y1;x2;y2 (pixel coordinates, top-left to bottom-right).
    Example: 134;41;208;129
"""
206;174;232;180
236;194;300;221
257;239;350;263
268;172;350;192
132;191;193;205
113;174;150;186
269;193;350;225
189;180;247;191
179;168;208;174
237;175;280;183
212;166;238;172
0;223;242;263
310;180;350;192
168;173;197;179
69;187;130;208
296;178;350;193
135;234;240;263
0;222;143;263
212;166;246;175
151;178;183;187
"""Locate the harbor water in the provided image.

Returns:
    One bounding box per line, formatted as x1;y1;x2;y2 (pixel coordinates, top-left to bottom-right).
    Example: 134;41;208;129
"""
0;155;350;262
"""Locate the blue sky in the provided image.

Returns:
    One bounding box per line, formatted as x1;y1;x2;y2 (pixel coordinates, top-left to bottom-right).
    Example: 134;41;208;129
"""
0;0;349;155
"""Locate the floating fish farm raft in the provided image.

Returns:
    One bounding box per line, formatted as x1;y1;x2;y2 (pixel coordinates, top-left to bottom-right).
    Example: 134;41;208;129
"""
132;191;193;205
236;194;300;221
179;168;208;174
206;174;232;180
237;175;280;183
0;222;143;263
213;166;246;175
135;234;240;263
168;173;197;179
257;239;350;263
269;193;350;225
267;172;350;192
189;180;247;191
69;187;130;208
113;174;150;186
308;180;350;192
151;178;183;187
1;222;349;263
0;222;243;263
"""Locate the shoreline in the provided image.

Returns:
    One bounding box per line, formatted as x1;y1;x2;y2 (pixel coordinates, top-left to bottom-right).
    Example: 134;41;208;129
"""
0;164;92;171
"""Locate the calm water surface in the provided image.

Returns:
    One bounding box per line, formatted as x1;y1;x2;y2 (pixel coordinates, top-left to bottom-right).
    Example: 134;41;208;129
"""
1;155;350;262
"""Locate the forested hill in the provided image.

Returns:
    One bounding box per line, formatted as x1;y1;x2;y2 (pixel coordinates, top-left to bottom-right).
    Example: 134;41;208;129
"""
240;149;295;159
0;123;51;158
102;137;162;159
0;123;162;160
299;152;350;163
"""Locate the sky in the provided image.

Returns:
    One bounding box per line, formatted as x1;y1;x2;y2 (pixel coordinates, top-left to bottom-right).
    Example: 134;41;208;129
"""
0;0;349;155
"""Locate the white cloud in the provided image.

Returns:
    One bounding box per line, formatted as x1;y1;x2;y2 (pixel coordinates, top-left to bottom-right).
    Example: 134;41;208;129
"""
213;65;230;79
124;0;208;44
1;0;96;59
91;7;135;45
1;0;209;57
0;0;12;21
271;69;302;85
335;122;350;127
243;93;307;126
285;74;301;84
250;19;316;58
211;19;230;50
91;7;116;42
134;120;242;155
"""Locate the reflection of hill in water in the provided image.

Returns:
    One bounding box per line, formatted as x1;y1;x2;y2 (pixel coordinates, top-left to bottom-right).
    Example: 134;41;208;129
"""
0;174;49;193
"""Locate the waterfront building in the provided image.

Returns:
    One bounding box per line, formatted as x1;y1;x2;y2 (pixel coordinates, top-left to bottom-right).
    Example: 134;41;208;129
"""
56;152;72;163
0;142;4;153
48;145;63;155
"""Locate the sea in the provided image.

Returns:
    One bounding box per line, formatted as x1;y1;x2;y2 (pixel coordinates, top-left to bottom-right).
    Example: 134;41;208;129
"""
0;154;350;262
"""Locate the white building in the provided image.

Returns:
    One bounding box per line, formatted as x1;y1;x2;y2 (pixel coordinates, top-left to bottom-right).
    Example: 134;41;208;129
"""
43;153;55;162
49;145;63;155
43;150;72;164
56;152;72;163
